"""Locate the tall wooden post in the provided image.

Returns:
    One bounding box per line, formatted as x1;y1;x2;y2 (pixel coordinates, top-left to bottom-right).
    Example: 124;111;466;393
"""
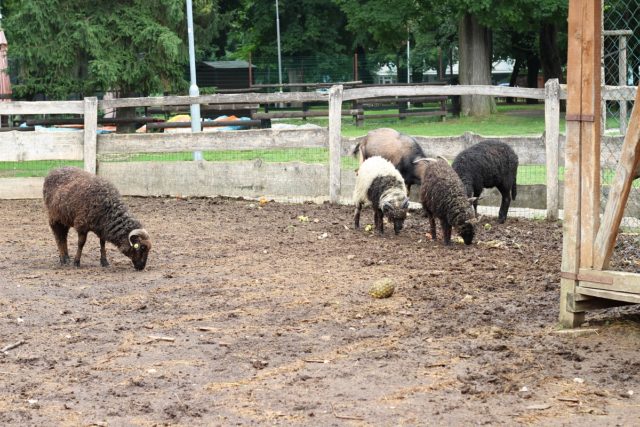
328;85;343;203
83;97;98;174
560;0;602;327
544;79;560;221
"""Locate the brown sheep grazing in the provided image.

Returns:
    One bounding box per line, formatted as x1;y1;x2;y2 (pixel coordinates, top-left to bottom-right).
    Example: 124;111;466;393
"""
353;127;428;194
417;157;478;245
43;167;152;270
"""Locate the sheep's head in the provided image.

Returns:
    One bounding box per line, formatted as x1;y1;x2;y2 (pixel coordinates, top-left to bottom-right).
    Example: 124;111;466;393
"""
382;195;409;235
123;229;152;270
456;197;478;245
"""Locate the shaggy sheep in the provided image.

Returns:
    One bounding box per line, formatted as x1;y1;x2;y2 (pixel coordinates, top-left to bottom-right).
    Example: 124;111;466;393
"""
452;140;519;223
353;127;428;194
417;157;478;245
43;167;152;270
353;156;409;235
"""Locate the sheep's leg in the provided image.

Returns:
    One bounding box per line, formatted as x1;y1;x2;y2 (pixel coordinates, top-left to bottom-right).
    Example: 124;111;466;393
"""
429;216;437;240
73;230;88;267
354;202;363;229
473;191;480;215
50;222;70;265
421;203;430;218
440;219;452;245
497;186;511;223
100;238;109;267
374;208;384;234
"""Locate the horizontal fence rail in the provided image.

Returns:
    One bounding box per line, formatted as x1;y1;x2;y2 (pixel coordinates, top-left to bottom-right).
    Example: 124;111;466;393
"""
2;82;638;221
0;100;84;115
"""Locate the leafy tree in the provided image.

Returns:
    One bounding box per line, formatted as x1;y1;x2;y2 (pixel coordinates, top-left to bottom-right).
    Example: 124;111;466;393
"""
337;0;567;116
231;0;356;83
3;0;220;99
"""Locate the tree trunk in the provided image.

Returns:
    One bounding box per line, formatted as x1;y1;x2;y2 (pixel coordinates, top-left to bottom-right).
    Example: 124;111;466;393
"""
506;58;522;104
116;90;138;133
526;54;541;104
458;13;496;116
539;23;563;83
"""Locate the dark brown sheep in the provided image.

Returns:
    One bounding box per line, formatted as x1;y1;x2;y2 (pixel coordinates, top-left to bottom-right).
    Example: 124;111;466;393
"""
353;127;428;194
417;157;478;245
43;167;152;270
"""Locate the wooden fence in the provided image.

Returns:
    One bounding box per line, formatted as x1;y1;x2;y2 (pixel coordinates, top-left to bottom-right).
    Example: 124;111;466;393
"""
0;82;637;220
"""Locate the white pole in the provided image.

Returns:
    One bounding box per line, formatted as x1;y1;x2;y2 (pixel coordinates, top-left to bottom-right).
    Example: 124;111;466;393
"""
186;0;202;161
276;0;283;89
407;31;411;108
407;35;411;84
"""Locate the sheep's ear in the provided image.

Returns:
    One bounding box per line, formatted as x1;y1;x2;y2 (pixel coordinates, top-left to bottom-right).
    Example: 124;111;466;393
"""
468;197;478;204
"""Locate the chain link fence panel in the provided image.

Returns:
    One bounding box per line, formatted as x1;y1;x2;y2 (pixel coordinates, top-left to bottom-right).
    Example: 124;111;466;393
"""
603;0;640;230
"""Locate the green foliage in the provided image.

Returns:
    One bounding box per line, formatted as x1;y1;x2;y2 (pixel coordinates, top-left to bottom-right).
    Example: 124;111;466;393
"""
3;0;221;99
239;0;353;59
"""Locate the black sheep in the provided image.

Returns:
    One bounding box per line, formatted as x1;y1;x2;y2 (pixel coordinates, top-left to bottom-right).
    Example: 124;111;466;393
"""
452;140;519;223
418;157;477;245
353;127;428;194
43;167;152;270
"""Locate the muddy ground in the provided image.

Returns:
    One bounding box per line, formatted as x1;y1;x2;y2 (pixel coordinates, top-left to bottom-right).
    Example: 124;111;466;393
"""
1;197;639;426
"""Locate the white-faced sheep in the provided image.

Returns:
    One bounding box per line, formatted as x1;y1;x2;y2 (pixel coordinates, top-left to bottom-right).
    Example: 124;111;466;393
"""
353;127;428;194
452;140;519;223
417;157;478;245
43;167;152;270
353;156;409;235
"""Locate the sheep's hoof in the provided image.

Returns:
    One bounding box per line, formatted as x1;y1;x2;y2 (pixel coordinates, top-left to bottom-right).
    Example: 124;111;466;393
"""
498;218;506;224
59;255;70;265
73;260;81;267
100;259;110;267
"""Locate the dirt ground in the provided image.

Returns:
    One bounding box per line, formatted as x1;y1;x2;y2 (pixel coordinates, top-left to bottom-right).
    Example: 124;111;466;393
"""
1;196;639;426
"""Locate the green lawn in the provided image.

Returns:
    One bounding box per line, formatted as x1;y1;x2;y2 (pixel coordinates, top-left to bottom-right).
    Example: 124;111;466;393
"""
293;103;559;138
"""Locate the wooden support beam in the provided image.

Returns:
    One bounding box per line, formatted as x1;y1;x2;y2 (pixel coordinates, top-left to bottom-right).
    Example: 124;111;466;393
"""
575;286;640;305
593;86;640;269
576;269;640;294
560;0;591;328
578;0;601;271
567;292;635;312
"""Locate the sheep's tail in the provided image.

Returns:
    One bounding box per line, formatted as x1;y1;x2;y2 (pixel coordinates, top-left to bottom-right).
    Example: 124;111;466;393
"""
511;174;517;200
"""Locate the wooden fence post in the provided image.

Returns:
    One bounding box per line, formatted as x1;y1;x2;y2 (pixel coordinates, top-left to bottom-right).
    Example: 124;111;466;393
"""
83;97;98;174
544;79;560;221
328;85;343;203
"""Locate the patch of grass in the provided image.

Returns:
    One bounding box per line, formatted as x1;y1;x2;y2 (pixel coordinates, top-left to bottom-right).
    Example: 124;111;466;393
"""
0;160;83;178
283;102;559;138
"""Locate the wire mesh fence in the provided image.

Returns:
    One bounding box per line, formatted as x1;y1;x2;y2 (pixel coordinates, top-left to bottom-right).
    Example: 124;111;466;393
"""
250;54;450;86
603;0;640;229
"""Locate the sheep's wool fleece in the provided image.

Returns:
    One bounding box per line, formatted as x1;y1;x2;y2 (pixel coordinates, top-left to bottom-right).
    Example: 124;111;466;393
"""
353;156;406;205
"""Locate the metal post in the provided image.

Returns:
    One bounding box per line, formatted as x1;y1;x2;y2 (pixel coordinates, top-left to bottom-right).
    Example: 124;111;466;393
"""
406;35;411;84
619;35;628;135
186;0;202;161
276;0;283;89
